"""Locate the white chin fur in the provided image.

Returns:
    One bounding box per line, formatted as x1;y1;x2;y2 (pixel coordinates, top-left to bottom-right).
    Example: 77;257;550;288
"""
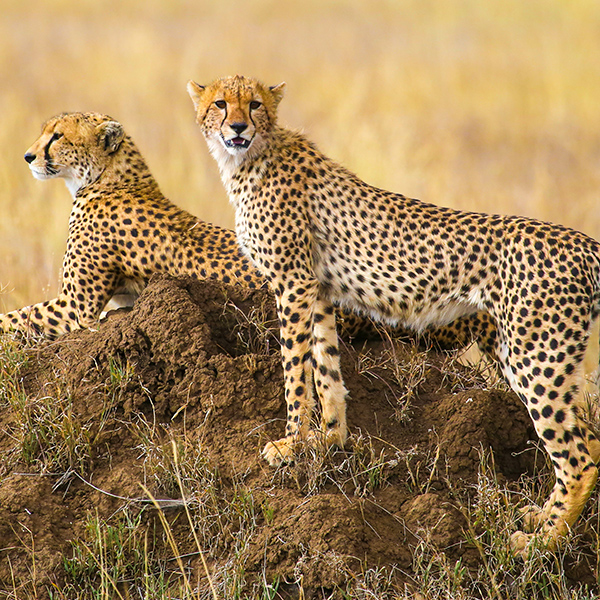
29;167;81;198
29;168;52;181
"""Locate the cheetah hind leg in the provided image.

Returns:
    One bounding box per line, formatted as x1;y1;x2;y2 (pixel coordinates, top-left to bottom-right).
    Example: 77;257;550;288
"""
517;436;599;533
511;406;599;554
515;409;600;534
502;352;599;556
517;461;596;534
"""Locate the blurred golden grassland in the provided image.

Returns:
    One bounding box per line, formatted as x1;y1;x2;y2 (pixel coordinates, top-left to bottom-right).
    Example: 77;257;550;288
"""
1;0;600;311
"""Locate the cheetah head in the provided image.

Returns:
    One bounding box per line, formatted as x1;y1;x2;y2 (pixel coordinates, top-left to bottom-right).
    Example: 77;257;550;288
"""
187;75;285;169
24;112;125;198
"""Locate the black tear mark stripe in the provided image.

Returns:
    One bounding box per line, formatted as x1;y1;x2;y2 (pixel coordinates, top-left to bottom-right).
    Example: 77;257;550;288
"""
44;132;63;164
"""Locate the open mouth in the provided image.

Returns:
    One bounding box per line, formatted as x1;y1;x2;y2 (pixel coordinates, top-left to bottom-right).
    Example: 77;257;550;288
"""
223;135;251;149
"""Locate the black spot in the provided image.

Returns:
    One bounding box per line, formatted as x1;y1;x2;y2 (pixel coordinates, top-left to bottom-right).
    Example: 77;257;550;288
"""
541;405;553;418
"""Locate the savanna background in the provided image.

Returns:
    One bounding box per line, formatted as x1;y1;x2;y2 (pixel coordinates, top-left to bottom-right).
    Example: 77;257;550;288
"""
2;0;600;311
2;1;600;599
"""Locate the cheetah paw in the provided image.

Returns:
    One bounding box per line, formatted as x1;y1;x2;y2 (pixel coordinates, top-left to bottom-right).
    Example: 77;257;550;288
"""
510;531;533;558
262;427;347;466
262;437;296;466
518;504;545;532
325;427;347;449
510;528;559;557
306;428;346;451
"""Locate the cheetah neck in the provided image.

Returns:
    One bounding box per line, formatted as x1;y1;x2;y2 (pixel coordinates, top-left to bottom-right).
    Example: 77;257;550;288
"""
73;136;161;200
207;137;248;185
64;177;82;199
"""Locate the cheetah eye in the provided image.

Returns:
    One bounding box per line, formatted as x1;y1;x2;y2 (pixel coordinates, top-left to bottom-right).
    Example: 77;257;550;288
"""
49;132;63;144
215;100;227;109
249;100;262;110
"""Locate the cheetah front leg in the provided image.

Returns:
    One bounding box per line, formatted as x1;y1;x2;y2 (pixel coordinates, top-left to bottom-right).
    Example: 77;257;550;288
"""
0;296;80;340
262;281;319;466
311;298;348;450
1;266;121;340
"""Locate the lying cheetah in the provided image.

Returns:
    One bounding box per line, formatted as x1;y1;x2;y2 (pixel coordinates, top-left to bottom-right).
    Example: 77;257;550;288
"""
6;111;494;352
3;111;265;339
188;74;600;554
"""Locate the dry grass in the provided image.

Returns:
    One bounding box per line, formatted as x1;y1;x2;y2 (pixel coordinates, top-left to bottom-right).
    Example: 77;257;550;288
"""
1;325;600;597
1;0;600;312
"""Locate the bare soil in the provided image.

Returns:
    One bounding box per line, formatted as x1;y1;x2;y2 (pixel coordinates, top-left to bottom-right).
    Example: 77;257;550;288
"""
0;275;545;598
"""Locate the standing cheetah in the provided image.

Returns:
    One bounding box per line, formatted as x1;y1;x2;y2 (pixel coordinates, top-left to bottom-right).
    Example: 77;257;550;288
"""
188;74;600;554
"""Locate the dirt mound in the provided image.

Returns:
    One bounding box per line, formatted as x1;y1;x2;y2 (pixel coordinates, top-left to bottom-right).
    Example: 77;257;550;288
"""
0;275;540;598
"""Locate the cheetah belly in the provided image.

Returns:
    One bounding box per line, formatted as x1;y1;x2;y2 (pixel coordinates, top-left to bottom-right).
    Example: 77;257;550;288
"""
313;250;481;333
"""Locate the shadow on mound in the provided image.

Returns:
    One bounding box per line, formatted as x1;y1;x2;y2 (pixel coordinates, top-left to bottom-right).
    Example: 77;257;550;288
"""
0;274;540;597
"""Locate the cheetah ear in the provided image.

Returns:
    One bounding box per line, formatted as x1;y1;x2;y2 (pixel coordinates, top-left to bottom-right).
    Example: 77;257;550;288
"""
187;80;206;112
269;82;286;107
96;121;124;154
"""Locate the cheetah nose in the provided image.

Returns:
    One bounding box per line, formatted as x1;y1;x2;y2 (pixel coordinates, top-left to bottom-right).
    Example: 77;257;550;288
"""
24;152;35;164
230;123;247;135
